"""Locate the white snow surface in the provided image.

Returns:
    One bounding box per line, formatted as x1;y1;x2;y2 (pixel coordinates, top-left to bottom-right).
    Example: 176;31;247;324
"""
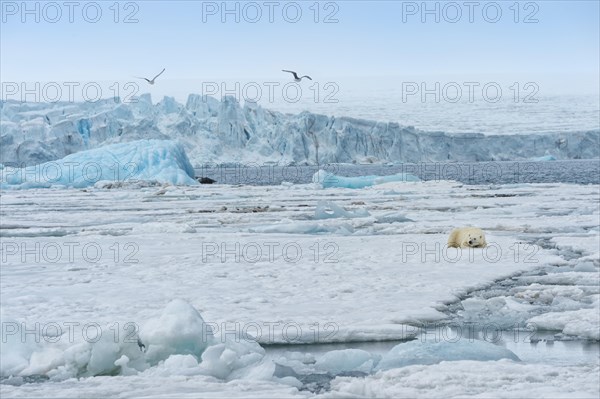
1;178;599;396
324;361;600;398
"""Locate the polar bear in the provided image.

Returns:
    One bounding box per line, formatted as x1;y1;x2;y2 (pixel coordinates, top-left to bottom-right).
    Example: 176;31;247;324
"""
447;227;487;248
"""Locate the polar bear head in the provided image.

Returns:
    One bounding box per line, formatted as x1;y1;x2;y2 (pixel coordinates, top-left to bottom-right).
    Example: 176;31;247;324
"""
464;228;486;248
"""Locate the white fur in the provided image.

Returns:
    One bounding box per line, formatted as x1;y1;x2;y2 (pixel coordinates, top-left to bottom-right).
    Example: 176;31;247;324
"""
447;227;487;248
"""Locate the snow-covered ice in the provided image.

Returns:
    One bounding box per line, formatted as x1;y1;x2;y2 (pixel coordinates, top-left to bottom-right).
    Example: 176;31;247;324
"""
1;162;599;396
528;308;600;340
0;137;600;396
324;361;600;398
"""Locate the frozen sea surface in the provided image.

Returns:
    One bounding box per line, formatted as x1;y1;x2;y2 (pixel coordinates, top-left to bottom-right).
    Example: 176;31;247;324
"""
269;89;600;135
1;178;598;397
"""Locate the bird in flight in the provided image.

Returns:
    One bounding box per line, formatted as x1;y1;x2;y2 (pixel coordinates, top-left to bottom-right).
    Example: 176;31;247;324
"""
135;68;166;85
282;69;312;82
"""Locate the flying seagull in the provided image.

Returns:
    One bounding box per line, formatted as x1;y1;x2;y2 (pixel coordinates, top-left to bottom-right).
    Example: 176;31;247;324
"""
135;68;165;85
282;69;312;82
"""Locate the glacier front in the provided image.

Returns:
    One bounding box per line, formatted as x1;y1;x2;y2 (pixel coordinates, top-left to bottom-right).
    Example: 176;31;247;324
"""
1;94;598;168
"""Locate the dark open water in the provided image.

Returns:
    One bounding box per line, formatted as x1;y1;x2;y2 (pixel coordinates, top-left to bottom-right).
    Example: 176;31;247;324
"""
195;159;600;186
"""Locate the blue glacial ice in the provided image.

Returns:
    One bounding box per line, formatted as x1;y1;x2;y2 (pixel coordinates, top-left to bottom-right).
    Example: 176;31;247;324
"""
2;95;598;167
315;349;380;374
0;139;198;189
312;170;420;189
375;339;520;371
531;154;557;162
273;340;520;382
531;150;557;161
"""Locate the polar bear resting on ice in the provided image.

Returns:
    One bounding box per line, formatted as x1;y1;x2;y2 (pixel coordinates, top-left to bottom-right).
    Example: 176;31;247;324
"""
447;227;487;248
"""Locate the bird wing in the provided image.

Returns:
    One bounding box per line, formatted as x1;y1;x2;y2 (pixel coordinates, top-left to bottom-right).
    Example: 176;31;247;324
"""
152;68;166;81
282;70;299;79
135;77;151;83
301;75;312;80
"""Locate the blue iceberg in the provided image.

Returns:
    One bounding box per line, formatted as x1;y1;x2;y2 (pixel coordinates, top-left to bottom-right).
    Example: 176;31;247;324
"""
531;155;557;162
375;339;519;371
315;349;380;374
531;150;557;161
312;170;420;189
1;139;198;189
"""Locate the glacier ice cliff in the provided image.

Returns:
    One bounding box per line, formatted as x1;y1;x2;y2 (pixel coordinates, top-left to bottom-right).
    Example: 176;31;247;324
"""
1;95;598;168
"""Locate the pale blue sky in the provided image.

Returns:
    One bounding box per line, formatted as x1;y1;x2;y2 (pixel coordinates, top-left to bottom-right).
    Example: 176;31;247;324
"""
1;1;599;94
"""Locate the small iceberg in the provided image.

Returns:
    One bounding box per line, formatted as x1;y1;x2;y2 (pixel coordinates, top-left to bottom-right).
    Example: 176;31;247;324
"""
531;151;557;162
312;170;420;189
375;339;519;371
315;349;380;374
532;155;556;162
1;139;198;189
